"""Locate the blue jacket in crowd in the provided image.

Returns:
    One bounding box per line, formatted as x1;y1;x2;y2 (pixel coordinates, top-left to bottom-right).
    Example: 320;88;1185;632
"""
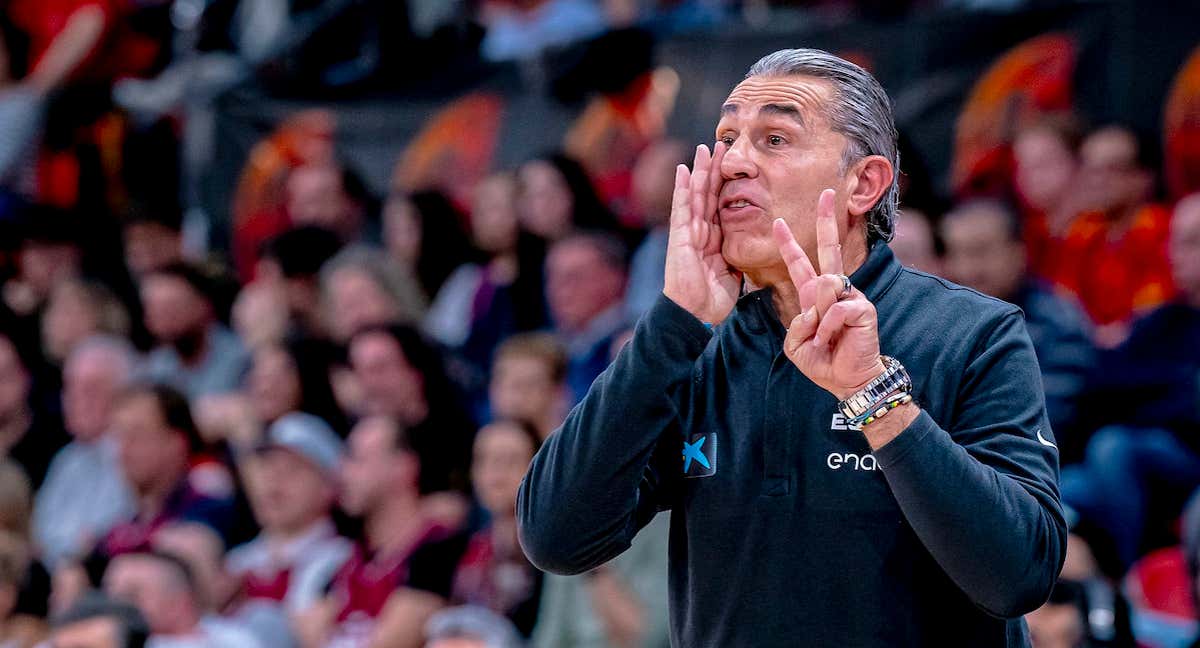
517;243;1067;647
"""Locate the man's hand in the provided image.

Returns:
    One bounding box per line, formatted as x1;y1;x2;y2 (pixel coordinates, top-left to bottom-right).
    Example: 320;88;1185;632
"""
773;189;885;400
663;143;742;324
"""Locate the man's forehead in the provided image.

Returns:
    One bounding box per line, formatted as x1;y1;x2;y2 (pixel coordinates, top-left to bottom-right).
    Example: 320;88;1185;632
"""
721;76;833;121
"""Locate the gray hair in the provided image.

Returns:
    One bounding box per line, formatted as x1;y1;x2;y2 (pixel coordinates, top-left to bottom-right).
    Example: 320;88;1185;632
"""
319;245;429;319
746;49;900;243
67;334;137;385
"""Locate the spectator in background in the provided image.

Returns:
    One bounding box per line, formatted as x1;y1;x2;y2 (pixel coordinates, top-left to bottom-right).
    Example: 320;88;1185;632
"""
479;0;609;62
139;263;249;398
1052;125;1174;345
40;280;131;367
230;282;290;352
626;139;687;319
319;246;428;345
103;551;262;647
225;413;350;615
121;206;185;280
424;605;522;648
348;325;474;496
285;162;373;244
488;334;569;440
451;421;543;636
0;490;44;648
297;416;468;648
1061;192;1200;567
889;208;942;275
98;384;235;560
544;233;628;404
256;226;345;340
2;206;83;327
1011;116;1082;279
34;336;136;568
0;330;68;489
940;199;1094;456
245;338;350;436
48;593;150;648
383;190;475;305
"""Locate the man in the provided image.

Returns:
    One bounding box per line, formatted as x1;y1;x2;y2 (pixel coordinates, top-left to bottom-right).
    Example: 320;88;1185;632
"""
297;416;466;648
34;336;137;567
626;139;689;319
103;551;262;647
48;593;150;648
225;413;350;613
940;199;1094;458
122;206;185;280
889;207;942;275
518;49;1065;646
139;263;248;398
543;233;629;404
488;333;569;440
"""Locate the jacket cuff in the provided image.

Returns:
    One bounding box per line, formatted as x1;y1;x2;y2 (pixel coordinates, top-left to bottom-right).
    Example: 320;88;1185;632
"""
644;293;714;352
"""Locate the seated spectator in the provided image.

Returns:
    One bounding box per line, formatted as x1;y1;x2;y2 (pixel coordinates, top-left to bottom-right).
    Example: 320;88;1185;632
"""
285;162;373;244
0;461;52;644
230;282;290;352
544;233;629;404
625;139;687;319
1010;116;1083;278
103;551;263;647
48;592;150;648
383;190;474;305
225;413;350;614
121;206;185;280
40;280;131;367
488;334;569;440
890;208;942;275
2;206;83;325
245;338;350;436
98;384;235;559
1051;125;1174;345
34;337;137;568
255;226;345;340
424;606;522;648
349;325;475;495
1061;193;1200;567
940;199;1094;456
0;530;43;648
451;421;542;636
319;246;427;344
0;330;68;488
139;264;249;398
296;416;468;648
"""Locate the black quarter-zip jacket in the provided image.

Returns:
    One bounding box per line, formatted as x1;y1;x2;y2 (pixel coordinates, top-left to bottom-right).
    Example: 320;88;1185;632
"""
517;243;1067;647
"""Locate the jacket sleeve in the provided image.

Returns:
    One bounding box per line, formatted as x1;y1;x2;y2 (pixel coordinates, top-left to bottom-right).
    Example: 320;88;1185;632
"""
517;294;711;575
874;310;1068;618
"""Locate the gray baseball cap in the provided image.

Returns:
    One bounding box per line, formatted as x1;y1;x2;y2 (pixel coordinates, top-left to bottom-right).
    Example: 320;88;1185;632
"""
258;412;344;474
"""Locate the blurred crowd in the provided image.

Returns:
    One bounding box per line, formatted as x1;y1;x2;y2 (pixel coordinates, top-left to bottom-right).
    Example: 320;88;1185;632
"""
0;1;1198;648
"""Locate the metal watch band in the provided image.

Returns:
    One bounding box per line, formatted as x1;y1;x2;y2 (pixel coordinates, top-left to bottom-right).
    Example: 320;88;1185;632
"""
837;356;913;420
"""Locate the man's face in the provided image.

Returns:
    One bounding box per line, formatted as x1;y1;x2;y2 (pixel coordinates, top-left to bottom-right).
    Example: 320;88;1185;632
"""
140;275;209;344
50;616;123;648
251;448;334;533
1013;129;1076;213
111;394;186;493
545;241;625;333
325;268;399;344
0;336;29;422
632;140;686;227
286;165;359;238
489;355;558;429
889;209;940;274
471;422;536;517
339;417;410;516
714;75;855;275
941;206;1026;302
63;349;124;442
348;332;426;424
1170;197;1200;307
1077;127;1148;216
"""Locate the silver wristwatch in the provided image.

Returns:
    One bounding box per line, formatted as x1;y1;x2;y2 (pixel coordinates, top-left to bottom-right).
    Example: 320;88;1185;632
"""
837;356;913;421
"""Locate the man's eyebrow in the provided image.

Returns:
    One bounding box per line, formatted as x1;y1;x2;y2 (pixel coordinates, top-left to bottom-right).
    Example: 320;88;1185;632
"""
759;103;805;127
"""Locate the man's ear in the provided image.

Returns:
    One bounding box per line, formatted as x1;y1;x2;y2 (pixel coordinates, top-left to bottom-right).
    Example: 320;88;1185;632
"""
846;155;894;218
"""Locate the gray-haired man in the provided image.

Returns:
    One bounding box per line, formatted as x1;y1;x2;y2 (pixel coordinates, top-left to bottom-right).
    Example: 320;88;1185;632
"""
518;49;1066;646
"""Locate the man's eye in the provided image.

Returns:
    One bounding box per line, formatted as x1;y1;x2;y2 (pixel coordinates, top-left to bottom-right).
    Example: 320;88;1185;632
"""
767;135;784;146
720;135;735;146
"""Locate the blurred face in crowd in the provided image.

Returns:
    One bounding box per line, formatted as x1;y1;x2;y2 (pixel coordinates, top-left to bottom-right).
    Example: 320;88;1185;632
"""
715;75;888;276
383;196;422;267
140;274;211;344
1013;128;1076;214
1171;194;1200;308
941;203;1026;302
489;354;560;434
889;209;940;274
50;616;124;648
325;267;401;343
111;394;188;495
1025;601;1085;648
43;282;100;362
471;422;536;518
471;174;520;254
19;241;81;299
123;222;182;278
1076;127;1152;217
286;164;361;240
0;336;30;423
248;345;303;424
340;417;416;516
63;346;129;443
545;239;625;333
632;139;687;227
232;282;290;350
251;447;335;534
518;160;573;240
348;331;427;426
104;554;196;636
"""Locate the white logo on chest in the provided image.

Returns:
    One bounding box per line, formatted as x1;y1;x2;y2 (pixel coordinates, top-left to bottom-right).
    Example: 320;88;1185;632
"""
826;452;878;471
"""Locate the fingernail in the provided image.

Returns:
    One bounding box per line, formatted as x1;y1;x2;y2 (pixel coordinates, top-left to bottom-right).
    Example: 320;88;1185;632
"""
801;308;814;323
811;334;821;347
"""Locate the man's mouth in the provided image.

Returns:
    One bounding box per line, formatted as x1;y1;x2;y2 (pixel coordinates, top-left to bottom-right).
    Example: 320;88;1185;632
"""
728;200;752;208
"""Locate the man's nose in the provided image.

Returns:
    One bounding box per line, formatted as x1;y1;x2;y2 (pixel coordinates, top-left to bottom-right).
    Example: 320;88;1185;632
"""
719;138;756;180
